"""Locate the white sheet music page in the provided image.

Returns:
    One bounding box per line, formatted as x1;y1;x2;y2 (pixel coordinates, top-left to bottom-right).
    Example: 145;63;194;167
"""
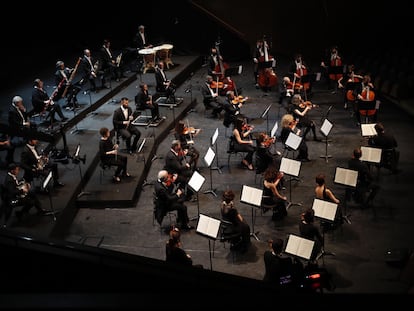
285;234;315;260
320;119;333;137
360;146;382;163
196;214;221;239
279;157;301;177
361;123;377;137
334;167;358;187
203;147;215;167
285;132;302;150
188;170;205;192
312;198;338;221
240;185;263;207
271;121;278;138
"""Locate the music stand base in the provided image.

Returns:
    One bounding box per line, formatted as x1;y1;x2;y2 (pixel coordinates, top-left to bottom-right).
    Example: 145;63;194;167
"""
250;232;260;241
211;166;223;174
342;215;352;224
204;189;217;197
320;155;332;163
77;191;92;199
316;249;336;261
286;201;302;211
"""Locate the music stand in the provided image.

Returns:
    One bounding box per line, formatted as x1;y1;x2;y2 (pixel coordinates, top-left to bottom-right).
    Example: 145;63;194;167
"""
320;104;333;125
279;157;302;210
284;234;315;262
188;170;206;219
203;147;217;197
240;184;263;241
72;144;91;198
357;100;376;124
319;119;333;163
334;167;358;224
260;104;272;133
210;128;222;174
360;123;377;137
312;198;338;263
42;171;58;221
196;213;221;270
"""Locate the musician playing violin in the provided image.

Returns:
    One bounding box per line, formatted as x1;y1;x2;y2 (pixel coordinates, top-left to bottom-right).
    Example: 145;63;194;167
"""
201;75;224;118
174;120;200;171
223;90;245;128
290;94;321;142
232;116;256;170
256;132;282;174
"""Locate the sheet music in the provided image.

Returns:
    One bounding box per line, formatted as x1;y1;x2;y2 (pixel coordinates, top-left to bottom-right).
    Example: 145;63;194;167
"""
320;119;333;137
240;185;263;207
211;128;219;145
279;157;301;177
188;170;205;192
196;214;221;239
312;198;338;221
334;167;358;187
361;123;377;137
42;171;53;189
203;147;215;167
284;234;315;260
270;121;278;138
360;146;382;163
285;132;302;150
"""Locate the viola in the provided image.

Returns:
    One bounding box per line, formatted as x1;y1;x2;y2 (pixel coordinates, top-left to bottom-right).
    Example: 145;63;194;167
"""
299;100;318;108
242;123;254;132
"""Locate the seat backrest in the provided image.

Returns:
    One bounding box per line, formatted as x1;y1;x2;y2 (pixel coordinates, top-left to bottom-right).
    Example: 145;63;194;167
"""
381;148;399;171
227;136;236;153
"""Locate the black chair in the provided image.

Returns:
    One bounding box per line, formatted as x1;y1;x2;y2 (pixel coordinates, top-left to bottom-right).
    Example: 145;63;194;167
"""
227;136;247;173
152;192;176;234
215;219;242;262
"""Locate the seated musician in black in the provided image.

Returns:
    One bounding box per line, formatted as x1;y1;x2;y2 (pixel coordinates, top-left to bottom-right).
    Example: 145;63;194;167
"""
299;208;324;263
154;170;193;230
134;82;161;121
99;127;129;183
256;131;282;175
347;148;380;207
154;61;175;99
280;113;309;162
262;167;287;221
315;173;343;228
30;78;67;123
0;123;15;167
174;120;200;171
54;60;82;110
3;163;48;223
223;90;242;128
232;116;256;170
165;227;193;266
200;75;224;118
20;137;64;188
289;94;320;141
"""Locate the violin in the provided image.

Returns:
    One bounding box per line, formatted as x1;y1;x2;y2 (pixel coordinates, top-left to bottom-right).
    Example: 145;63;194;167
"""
164;173;177;187
242;123;254;132
232;95;248;105
262;136;275;148
299;100;318;108
210;80;224;89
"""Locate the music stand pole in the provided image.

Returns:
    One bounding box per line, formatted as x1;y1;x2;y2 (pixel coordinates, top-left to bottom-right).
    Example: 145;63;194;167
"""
208;239;213;270
286;174;302;211
76;160;91;198
210;142;223;174
203;165;217;197
316;224;336;266
320;135;332;163
250;206;260;241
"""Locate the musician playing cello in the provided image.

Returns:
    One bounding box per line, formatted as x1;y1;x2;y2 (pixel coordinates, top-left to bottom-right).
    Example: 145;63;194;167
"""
289;53;312;98
355;74;377;124
321;45;344;92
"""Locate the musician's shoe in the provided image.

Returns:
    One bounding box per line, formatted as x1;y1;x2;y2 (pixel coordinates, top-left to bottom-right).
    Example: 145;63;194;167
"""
122;172;131;178
54;181;65;188
113;176;121;183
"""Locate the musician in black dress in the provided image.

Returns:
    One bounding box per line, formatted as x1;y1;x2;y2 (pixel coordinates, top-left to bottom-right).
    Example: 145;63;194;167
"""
262;167;287;220
299;208;323;262
98;127;129;183
290;94;320;141
134;82;161;121
232;116;256;170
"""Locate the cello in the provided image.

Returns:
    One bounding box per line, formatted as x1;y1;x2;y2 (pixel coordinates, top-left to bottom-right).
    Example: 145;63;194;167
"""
258;38;278;90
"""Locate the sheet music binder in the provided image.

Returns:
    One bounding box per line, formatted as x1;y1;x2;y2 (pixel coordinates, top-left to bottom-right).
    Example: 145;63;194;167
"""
320;119;333;137
188;170;205;192
279;157;301;177
361;123;377;137
196;214;221;239
285;132;302;151
334;167;358;187
284;234;315;260
240;185;263;207
312;198;338;222
360;146;382;163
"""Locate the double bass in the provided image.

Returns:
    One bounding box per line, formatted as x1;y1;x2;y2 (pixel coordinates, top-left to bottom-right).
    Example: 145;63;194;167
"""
258;38;278;90
213;42;229;80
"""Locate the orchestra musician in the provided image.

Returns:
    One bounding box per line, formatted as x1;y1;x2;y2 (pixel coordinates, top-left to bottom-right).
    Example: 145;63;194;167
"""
280;113;309;162
79;49;106;93
154;61;176;101
113;97;142;154
253;37;275;88
232;116;256;170
321;46;344;92
223;90;246;128
134;82;162;121
29;78;68;124
355;74;377;125
262;167;288;221
20;137;64;189
133;25;152;50
174;120;200;171
256;132;282;175
3;163;49;224
99;127;130;183
54;60;82;110
338;64;363;110
99;39;123;82
201;75;224;118
207;46;224;77
154;170;193;230
289;94;321;141
279;76;302;105
289;53;312;98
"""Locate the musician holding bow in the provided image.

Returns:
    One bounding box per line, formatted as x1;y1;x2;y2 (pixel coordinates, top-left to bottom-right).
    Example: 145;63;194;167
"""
20;137;64;189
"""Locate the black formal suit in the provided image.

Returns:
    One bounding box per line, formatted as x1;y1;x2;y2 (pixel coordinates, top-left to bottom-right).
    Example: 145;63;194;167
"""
154;66;170;93
54;67;81;107
113;106;141;152
20;143;60;185
31;86;65;121
80;55;104;91
164;149;192;187
99;45;122;80
134;89;159;119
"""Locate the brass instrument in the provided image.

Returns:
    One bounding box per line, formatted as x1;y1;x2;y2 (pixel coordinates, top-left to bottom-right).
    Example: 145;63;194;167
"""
37;153;49;171
116;53;122;67
17;180;29;198
93;60;100;74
